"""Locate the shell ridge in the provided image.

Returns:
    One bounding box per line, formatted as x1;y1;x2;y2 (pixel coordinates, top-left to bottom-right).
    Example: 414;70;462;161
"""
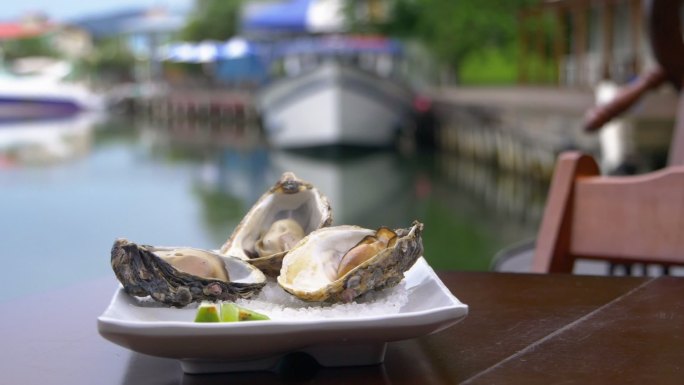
111;240;266;308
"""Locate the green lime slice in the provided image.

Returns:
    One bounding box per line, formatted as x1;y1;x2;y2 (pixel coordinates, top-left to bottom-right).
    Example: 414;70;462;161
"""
194;302;220;322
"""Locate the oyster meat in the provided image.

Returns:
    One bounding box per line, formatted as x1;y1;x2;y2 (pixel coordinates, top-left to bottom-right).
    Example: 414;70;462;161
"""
277;221;424;303
220;172;332;276
111;239;266;308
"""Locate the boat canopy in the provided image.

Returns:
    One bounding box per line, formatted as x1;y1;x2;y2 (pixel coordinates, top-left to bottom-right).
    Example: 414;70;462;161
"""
158;35;400;64
241;0;345;34
156;35;402;84
158;38;260;63
271;36;403;58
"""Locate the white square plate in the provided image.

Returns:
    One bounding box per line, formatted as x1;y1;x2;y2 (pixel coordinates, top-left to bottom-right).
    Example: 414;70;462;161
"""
97;257;468;373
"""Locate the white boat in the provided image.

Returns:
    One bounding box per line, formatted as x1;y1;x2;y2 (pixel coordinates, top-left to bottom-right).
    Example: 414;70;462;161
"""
0;62;103;122
258;62;413;148
256;37;414;149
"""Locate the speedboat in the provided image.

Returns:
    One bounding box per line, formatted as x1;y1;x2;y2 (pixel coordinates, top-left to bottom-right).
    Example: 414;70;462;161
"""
0;64;103;122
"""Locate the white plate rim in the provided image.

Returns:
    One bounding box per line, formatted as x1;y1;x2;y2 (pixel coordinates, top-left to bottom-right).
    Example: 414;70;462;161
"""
98;257;468;338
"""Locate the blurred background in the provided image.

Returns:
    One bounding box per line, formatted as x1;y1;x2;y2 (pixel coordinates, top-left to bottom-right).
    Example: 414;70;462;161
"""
0;0;677;301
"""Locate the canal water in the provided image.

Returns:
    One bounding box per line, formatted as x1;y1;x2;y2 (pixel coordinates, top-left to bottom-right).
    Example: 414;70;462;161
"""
0;116;548;302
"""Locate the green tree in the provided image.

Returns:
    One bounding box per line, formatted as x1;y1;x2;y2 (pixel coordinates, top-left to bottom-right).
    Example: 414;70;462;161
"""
352;0;540;83
1;35;58;61
84;37;136;83
182;0;244;42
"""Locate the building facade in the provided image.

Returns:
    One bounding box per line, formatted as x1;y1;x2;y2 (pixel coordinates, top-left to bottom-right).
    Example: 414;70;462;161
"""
520;0;656;87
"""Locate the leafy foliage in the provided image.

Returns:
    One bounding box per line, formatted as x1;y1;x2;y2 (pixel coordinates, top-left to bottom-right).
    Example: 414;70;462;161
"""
352;0;540;82
83;37;136;82
1;36;58;60
181;0;244;42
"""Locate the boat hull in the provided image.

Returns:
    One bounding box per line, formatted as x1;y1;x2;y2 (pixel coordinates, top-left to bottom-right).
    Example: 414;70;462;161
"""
0;97;84;122
258;64;413;148
0;73;103;122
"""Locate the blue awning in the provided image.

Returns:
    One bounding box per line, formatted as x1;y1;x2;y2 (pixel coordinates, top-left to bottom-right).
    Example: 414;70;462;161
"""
272;36;403;57
158;38;260;63
242;0;312;33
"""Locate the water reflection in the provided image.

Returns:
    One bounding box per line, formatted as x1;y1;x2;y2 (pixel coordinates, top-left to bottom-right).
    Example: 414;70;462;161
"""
0;113;101;166
190;146;416;244
439;154;547;227
139;120;263;153
195;147;273;242
269;150;413;228
0;117;549;301
199;147;272;205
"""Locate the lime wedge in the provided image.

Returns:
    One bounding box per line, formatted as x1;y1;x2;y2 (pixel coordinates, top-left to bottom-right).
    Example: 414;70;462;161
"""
195;302;270;322
220;302;240;322
220;303;270;321
194;302;220;322
236;304;270;321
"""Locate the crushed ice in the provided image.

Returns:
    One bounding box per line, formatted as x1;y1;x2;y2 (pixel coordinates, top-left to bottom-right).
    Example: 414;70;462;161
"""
234;280;410;321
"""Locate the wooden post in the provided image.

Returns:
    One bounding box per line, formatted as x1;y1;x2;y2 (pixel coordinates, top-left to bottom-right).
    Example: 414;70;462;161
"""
532;11;546;84
518;11;529;84
602;1;614;80
573;4;588;87
630;0;643;75
553;8;565;85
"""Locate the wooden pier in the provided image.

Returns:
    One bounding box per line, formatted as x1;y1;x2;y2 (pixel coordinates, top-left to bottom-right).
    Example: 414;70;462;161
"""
111;87;264;150
110;86;258;126
138;89;257;124
428;86;677;178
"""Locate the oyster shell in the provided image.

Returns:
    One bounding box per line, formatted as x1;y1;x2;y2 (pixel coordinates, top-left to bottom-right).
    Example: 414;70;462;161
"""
220;172;333;276
111;239;266;308
277;221;424;303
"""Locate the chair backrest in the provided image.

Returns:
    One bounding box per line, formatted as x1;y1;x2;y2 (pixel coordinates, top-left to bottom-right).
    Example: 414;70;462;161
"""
532;151;684;273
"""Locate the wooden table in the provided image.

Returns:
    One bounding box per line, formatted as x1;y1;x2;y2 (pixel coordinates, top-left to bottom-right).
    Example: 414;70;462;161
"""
1;272;682;384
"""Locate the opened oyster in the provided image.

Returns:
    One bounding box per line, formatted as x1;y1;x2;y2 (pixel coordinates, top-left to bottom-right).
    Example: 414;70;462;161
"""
278;221;424;303
220;172;332;276
111;239;266;308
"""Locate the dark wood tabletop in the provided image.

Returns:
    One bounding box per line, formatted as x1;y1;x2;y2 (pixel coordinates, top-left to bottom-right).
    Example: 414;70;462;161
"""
1;271;682;384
